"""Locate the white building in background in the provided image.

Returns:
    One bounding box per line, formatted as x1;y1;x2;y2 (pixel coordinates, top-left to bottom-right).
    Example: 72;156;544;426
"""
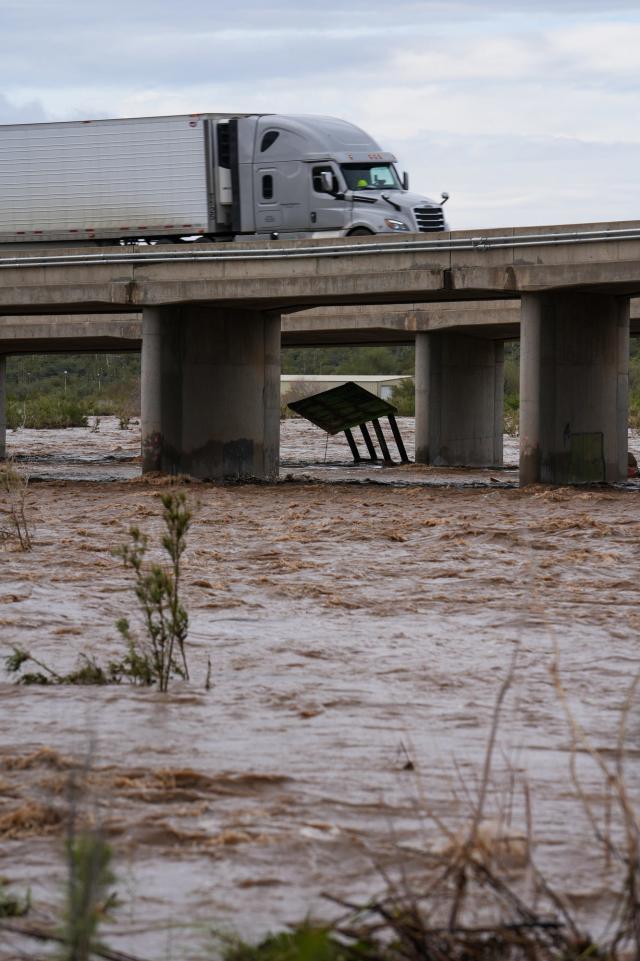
281;374;411;403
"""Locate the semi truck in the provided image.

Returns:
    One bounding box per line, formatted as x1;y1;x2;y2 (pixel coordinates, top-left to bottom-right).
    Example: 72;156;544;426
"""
0;112;449;245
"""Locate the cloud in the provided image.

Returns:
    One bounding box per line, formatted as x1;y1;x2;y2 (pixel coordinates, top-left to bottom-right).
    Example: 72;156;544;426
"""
0;92;48;124
389;37;541;82
549;23;640;77
390;132;640;229
2;1;640;229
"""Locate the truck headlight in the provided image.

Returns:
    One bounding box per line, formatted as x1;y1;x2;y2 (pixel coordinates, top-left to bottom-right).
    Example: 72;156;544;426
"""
383;218;410;232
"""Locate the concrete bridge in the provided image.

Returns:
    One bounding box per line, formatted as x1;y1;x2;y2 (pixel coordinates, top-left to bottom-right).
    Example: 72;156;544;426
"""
1;222;640;484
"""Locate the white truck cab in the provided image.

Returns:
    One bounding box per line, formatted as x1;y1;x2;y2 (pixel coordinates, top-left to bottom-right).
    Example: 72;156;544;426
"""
232;113;448;238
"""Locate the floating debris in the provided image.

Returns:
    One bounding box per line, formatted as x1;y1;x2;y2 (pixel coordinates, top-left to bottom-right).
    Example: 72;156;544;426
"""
288;381;409;465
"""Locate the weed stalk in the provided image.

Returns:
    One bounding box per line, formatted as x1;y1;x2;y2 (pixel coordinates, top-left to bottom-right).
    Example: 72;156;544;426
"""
0;458;32;550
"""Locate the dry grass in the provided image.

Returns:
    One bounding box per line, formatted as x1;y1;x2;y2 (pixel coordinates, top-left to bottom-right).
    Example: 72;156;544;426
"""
316;651;640;961
0;801;64;839
0;458;32;550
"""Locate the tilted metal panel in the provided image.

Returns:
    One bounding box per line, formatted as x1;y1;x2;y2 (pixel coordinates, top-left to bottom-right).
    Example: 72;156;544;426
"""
0;115;211;239
288;381;397;435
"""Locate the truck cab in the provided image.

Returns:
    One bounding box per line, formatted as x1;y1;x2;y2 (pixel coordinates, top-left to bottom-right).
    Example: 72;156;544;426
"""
227;114;447;239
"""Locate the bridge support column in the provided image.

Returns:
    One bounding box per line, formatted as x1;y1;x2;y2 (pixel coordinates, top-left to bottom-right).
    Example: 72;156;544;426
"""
414;331;503;466
141;308;163;472
0;355;6;460
141;306;280;481
520;292;629;485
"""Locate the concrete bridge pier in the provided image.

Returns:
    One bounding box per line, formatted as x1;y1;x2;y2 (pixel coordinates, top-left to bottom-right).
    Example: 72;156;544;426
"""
414;331;504;467
141;306;280;481
0;354;6;460
520;292;629;485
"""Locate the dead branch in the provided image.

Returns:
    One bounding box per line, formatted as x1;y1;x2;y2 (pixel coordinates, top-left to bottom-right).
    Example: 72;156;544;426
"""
0;918;151;961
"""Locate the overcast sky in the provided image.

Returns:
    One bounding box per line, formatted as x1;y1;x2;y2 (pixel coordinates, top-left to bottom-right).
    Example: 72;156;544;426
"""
1;0;640;229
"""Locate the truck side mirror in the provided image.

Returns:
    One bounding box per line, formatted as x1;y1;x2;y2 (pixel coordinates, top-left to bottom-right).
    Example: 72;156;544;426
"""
320;170;335;193
441;191;450;204
402;171;409;191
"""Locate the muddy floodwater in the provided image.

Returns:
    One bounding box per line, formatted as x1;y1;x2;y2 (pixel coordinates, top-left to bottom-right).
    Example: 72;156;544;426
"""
1;418;640;959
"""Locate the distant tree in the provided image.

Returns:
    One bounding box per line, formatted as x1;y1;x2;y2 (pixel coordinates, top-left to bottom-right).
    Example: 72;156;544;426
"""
390;377;415;416
282;345;414;376
6;353;141;421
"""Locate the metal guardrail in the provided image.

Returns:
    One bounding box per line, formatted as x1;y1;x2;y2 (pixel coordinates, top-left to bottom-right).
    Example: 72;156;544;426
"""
0;226;639;269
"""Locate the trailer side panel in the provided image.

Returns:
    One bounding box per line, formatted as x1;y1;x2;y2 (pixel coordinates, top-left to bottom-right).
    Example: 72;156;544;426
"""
0;114;211;242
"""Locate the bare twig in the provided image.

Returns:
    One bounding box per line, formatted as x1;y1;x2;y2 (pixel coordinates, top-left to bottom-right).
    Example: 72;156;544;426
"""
0;458;32;550
0;919;151;961
448;644;519;931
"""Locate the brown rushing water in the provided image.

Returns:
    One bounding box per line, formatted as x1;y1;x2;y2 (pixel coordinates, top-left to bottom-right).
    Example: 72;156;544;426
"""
1;419;640;959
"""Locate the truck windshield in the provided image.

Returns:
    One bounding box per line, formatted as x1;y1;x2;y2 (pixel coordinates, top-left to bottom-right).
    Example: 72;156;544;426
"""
341;164;401;190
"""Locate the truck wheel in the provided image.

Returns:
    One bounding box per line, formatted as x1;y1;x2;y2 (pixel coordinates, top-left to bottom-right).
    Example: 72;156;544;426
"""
348;227;375;236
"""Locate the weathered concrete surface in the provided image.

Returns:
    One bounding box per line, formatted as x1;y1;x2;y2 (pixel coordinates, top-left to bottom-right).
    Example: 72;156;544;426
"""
414;331;504;467
0;303;519;352
448;222;640;297
282;301;522;345
0;313;142;352
142;306;280;481
286;298;640;343
520;292;629;485
4;296;640;354
0;234;449;314
2;222;640;316
140;308;163;472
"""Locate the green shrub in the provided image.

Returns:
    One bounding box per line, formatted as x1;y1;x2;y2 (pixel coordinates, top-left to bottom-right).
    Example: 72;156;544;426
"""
115;492;191;693
5;493;192;692
223;925;355;961
390;377;414;416
0;880;30;918
61;831;115;961
7;395;88;429
504;390;519;436
4;648;118;685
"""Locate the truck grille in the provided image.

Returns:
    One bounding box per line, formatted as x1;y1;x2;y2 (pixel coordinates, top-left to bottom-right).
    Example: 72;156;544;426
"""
414;206;445;232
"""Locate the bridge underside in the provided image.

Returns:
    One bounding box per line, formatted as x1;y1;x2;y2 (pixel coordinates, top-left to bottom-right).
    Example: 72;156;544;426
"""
4;296;640;352
1;301;634;486
0;282;638;483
